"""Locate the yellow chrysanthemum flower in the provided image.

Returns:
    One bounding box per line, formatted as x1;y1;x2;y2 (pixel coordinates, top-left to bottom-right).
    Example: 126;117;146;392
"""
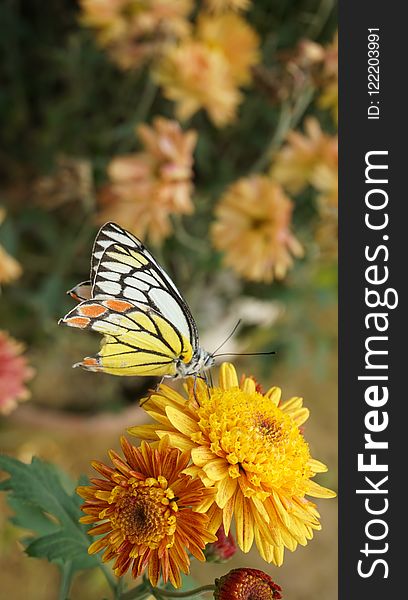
211;175;303;282
197;13;260;86
129;363;336;566
153;39;241;127
78;436;216;588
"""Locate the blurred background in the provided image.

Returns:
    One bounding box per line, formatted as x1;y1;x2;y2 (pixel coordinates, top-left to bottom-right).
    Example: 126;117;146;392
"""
0;0;337;598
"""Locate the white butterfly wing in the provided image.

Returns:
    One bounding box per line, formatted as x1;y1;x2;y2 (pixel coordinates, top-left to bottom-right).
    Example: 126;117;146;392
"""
90;223;199;349
67;224;121;301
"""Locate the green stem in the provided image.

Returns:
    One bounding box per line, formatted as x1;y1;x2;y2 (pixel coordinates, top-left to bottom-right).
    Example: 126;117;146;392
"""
134;76;158;125
290;85;316;130
251;84;315;173
152;586;215;598
58;561;73;600
100;564;119;594
118;583;150;600
306;0;335;39
112;76;158;151
120;583;215;600
173;215;209;254
250;101;292;173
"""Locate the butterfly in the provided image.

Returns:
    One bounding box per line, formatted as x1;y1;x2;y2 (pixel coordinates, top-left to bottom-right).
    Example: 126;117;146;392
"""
59;222;215;378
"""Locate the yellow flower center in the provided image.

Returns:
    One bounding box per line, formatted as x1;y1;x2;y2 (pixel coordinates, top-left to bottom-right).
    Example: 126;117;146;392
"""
195;387;312;496
109;476;178;548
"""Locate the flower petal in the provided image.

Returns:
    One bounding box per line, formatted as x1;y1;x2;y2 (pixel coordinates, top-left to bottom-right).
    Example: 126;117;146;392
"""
241;377;256;394
207;503;223;534
127;424;160;440
191;446;217;467
308;458;328;473
234;492;254;553
219;362;239;389
203;458;230;481
307;480;337;498
156;430;196;451
216;475;238;509
165;406;200;436
264;386;281;406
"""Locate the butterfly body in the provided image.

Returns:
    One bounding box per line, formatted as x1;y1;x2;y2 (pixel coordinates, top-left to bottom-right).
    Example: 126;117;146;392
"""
60;223;214;379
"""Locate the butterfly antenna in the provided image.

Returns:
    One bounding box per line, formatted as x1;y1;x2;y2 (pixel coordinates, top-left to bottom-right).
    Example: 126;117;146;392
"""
213;351;276;358
211;319;242;357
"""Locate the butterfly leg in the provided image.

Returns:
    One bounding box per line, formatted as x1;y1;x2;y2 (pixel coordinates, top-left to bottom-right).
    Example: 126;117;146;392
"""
192;373;212;403
200;370;212;400
139;376;163;408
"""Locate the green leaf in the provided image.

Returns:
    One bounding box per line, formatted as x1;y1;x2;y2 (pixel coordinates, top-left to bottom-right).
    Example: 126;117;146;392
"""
7;495;58;535
25;531;97;568
0;455;99;576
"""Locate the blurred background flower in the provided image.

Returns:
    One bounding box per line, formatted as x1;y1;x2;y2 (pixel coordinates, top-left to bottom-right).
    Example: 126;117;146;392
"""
271;117;337;197
317;32;338;124
79;0;192;70
153;11;259;126
205;0;252;14
0;331;34;415
0;209;22;285
98;117;197;244
211;175;304;282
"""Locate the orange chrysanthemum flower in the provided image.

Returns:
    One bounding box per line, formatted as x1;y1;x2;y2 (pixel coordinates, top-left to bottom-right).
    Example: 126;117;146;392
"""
77;436;216;588
129;363;336;566
271;117;338;198
0;331;34;415
153;13;259;126
79;0;192;69
98;117;197;244
211;175;303;282
214;568;282;599
0;209;22;285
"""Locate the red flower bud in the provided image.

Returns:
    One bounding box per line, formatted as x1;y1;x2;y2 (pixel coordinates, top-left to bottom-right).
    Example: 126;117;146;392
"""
204;526;237;563
214;568;282;599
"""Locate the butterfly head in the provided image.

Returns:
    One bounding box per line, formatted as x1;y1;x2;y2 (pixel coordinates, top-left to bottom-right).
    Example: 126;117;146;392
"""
175;346;215;378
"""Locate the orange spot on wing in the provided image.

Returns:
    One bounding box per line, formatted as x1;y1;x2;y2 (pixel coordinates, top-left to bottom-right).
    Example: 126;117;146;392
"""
82;357;99;366
79;304;107;318
66;316;91;328
103;299;133;312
